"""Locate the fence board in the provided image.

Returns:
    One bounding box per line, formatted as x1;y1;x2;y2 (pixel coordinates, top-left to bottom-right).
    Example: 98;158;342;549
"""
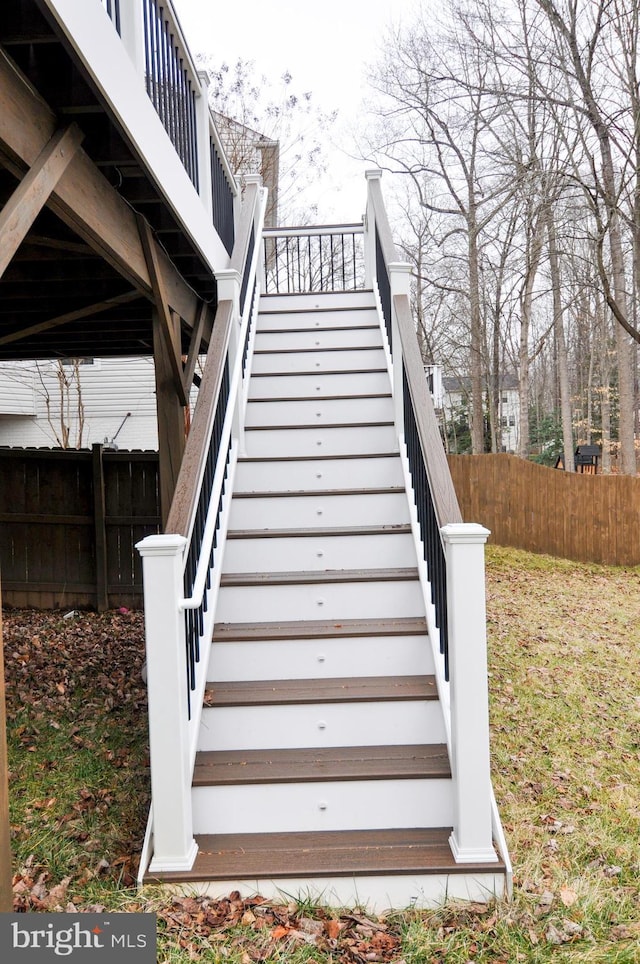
448;453;640;566
0;447;160;609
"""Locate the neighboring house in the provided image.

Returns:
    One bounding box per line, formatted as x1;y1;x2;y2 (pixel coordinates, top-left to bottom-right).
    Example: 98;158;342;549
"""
211;111;280;227
424;364;445;410
441;372;520;453
0;358;161;450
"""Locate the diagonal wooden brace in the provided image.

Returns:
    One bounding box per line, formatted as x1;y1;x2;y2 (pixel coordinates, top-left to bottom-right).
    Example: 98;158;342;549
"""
0;123;84;280
182;300;211;391
138;215;189;407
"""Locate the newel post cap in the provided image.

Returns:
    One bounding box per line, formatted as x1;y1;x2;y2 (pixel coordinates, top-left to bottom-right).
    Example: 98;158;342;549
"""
136;533;187;556
441;523;491;545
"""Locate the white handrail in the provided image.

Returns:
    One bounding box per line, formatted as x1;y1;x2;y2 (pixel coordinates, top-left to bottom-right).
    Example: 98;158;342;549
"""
180;188;266;610
264;223;363;238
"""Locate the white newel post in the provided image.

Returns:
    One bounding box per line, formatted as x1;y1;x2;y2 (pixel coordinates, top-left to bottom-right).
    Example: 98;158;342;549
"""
389;263;412;440
136;534;198;872
441;523;498;864
216;270;243;452
117;0;146;76
364;169;383;287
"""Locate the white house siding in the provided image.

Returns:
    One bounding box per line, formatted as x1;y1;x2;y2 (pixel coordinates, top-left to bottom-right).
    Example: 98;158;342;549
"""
440;375;520;454
0;357;160;450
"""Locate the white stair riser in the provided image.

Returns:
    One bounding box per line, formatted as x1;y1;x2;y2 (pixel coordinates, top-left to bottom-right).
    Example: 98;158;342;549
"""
260;292;374;312
251;348;386;375
258;307;378;331
223;532;416;573
184;874;507;912
229;492;410;529
254;328;382;352
234;456;404;493
216;579;424;623
249;371;391;399
192;779;453;835
244;396;393;427
207;635;434;682
199;701;445;750
243;425;398;458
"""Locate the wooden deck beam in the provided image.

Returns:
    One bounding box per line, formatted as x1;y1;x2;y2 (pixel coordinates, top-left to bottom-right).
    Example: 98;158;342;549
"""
139;215;189;407
0;49;198;325
0;123;84;279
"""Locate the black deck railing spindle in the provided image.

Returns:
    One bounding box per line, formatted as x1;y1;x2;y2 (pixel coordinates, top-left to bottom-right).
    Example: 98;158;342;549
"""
103;0;121;33
142;0;199;189
375;227;392;354
210;138;235;256
181;356;231;716
240;225;255;315
402;365;450;679
261;228;365;294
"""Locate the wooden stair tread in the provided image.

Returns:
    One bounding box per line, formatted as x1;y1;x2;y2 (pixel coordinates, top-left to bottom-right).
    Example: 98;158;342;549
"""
213;616;428;642
232;485;403;498
251;368;388;377
254;345;382;355
258;306;375;317
257;325;380;334
203;675;436;707
227;524;412;540
238;452;400;463
220;568;419;587
244;422;393;432
145;828;505;882
193;744;450;786
248;393;392;402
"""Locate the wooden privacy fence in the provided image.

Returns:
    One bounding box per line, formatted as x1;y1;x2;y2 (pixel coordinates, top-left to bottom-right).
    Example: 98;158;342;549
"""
448;453;640;567
0;446;160;610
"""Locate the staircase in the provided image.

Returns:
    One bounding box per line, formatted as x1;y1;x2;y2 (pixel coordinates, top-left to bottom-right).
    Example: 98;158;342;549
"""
141;284;507;907
136;176;510;909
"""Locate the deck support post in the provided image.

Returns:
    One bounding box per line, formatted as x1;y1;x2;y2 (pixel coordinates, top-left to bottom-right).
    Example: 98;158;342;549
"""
136;533;198;874
153;309;187;526
441;523;498;864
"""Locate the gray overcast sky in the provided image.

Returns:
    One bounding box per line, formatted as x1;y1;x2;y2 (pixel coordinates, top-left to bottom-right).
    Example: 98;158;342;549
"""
172;0;420;220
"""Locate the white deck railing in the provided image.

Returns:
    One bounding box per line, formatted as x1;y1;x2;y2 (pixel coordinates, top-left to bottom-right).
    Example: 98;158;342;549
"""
365;170;510;873
137;179;266;874
44;0;237;273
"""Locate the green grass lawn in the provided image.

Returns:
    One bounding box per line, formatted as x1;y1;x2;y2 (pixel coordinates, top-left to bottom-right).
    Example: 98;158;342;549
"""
3;545;640;962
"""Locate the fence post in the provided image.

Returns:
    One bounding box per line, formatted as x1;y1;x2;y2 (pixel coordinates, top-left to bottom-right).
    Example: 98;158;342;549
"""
441;522;498;864
136;533;198;872
92;444;108;612
364;169;382;287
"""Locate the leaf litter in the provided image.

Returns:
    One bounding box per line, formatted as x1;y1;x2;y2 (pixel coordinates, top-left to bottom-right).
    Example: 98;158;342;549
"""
4;544;640;960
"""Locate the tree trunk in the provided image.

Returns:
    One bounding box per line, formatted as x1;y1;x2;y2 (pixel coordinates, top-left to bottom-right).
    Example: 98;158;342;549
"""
468;223;485;453
546;206;574;470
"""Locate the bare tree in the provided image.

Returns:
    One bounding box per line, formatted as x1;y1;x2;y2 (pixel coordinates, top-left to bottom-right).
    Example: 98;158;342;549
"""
202;58;337;224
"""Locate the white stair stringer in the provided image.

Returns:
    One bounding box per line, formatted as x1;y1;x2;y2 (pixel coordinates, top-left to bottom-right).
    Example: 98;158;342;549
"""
149;288;506;908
